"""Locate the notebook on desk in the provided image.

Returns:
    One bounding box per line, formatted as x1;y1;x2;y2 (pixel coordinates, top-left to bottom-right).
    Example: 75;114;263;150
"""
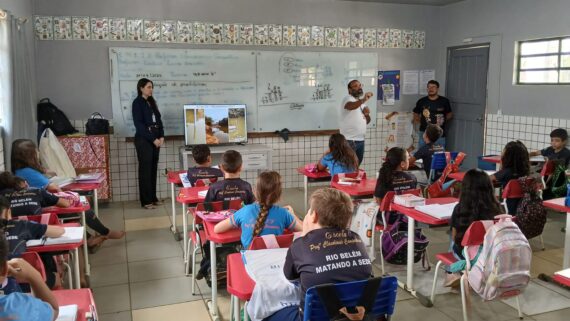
56;304;78;321
49;176;74;187
414;202;458;220
27;227;84;247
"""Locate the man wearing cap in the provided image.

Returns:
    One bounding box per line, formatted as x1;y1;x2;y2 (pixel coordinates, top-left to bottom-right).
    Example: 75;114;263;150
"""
339;79;373;166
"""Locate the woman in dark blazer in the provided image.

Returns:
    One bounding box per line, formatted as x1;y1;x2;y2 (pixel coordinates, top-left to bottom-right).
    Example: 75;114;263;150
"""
132;78;164;209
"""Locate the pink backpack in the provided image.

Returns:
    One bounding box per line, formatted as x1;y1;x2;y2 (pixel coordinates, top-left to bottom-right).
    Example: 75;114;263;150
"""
467;215;531;300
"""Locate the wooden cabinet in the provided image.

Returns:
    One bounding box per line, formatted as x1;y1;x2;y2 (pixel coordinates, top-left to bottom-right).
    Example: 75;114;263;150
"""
58;135;111;200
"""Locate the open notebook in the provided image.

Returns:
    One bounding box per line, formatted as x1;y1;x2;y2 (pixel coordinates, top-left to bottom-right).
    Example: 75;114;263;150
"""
27;227;84;247
414;202;458;220
56;305;78;321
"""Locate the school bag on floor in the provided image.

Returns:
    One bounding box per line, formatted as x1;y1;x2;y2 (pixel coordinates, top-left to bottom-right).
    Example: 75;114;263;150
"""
37;98;78;136
381;216;429;268
543;161;569;200
515;177;547;240
467;215;531;300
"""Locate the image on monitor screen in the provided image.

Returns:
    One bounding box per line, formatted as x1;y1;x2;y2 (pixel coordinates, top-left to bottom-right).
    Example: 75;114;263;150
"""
184;104;247;146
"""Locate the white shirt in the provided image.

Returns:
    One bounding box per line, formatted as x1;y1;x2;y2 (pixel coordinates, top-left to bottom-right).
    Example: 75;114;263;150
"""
339;95;367;141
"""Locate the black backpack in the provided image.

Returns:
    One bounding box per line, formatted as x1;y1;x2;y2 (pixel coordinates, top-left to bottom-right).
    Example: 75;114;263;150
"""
37;98;78;136
515;177;547;240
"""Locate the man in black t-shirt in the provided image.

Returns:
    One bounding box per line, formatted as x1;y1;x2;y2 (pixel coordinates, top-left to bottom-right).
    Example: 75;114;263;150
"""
264;188;372;321
413;80;452;148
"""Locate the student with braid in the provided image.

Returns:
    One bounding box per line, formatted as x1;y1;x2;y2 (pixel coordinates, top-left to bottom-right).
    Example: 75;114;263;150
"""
214;171;302;249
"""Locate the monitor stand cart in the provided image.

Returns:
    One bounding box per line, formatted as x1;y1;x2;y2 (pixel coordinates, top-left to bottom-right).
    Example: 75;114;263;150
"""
179;144;273;171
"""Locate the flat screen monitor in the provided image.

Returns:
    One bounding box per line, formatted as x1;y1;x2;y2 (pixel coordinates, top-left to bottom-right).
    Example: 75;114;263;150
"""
183;104;247;146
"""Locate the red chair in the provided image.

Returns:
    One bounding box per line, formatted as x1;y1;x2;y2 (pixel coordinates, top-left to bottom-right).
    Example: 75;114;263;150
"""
21;252;47;282
373;188;421;275
502;178;545;250
540;160;556;190
249;234;295;250
187;199;242;294
330;170;367;184
16;213;61;225
429;220;523;321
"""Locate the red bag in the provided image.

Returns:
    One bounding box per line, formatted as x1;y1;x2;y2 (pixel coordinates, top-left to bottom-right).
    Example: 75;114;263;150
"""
427;152;466;198
54;191;82;207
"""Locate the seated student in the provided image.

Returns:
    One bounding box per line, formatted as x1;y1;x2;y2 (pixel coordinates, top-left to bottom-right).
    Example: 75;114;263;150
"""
317;133;359;176
409;124;444;178
0;196;64;290
0;235;59;321
214;171;302;249
265;188;372;321
204;150;255;204
187;144;223;186
490;141;531;213
374;147;417;223
9;141;125;246
446;169;502;286
529;128;570;166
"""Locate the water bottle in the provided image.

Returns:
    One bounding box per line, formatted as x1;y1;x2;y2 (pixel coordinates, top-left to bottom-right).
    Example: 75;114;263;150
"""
565;183;570;207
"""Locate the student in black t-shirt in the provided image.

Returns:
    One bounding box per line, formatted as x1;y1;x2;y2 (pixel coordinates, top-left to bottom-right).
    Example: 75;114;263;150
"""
0;196;65;289
409;124;444;177
187;144;223;186
413;80;452;148
264;188;372;321
197;150;255;280
374;147;417;224
490;141;531;213
204;150;254;204
530;128;570;167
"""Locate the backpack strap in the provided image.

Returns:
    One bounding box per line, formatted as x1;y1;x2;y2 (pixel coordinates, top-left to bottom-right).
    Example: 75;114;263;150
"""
203;202;214;212
39;98;50;103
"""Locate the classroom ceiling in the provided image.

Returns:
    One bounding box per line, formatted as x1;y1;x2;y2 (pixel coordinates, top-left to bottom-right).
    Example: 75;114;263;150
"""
340;0;465;6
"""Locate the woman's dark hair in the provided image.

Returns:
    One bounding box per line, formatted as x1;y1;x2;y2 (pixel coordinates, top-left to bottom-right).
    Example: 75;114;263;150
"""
252;171;282;241
137;78;158;110
501;141;530;177
11;139;44;174
378;147;407;191
328;134;358;172
454;169;502;245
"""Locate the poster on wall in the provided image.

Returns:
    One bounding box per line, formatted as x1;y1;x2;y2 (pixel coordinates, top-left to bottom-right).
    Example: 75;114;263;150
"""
402;70;419;95
385;112;414;150
377;70;400;104
419;70;436;95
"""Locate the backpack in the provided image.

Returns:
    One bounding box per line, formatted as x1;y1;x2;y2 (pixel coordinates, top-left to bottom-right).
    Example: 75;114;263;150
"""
467;215;531;300
426;152;465;198
204;244;240;288
515;177;547;240
381;216;429;267
545;161;569;199
37;98;78;136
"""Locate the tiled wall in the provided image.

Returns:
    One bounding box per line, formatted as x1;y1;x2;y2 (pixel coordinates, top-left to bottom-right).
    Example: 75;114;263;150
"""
484;114;570;156
0;130;4;171
73;114;392;202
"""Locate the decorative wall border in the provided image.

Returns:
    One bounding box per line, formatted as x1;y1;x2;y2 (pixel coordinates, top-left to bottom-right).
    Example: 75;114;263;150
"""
34;15;426;49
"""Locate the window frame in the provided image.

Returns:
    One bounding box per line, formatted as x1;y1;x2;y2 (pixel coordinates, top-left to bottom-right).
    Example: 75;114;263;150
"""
516;36;570;85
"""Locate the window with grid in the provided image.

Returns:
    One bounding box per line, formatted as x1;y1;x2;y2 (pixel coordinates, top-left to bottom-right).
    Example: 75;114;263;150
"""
516;37;570;84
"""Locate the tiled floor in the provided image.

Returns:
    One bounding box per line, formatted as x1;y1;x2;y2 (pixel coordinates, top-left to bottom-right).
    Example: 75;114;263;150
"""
90;188;570;321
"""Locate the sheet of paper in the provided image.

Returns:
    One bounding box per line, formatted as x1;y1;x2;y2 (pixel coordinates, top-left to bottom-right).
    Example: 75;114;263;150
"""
381;84;395;105
530;155;547;162
555;268;570;279
179;173;192;188
27;227;85;247
419;70;435;95
56;304;78;321
402;70;419;95
198;190;208;197
415;202;458;219
386;112;414;149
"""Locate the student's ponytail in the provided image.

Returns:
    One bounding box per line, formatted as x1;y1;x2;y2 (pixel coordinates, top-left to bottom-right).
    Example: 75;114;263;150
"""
379;147;407;190
251;171;282;239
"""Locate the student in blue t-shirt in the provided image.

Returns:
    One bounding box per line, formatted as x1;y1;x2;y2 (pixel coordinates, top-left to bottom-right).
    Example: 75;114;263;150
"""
214;171;302;249
317;133;359;176
0;234;59;321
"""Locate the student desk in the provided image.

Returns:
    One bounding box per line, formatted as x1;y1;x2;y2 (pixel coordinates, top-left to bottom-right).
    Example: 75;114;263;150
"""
553;272;570;288
391;197;458;307
167;170;187;241
227;253;255;321
54;288;97;321
331;178;377;200
42;203;91;276
543;198;570;269
202;220;241;321
297;167;331;213
448;170;497;182
482;155;546;171
63;181;102;218
176;186;209;265
27;223;83;289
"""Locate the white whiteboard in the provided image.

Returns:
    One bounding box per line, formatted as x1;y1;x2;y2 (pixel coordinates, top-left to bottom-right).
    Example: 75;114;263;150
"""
109;47;377;136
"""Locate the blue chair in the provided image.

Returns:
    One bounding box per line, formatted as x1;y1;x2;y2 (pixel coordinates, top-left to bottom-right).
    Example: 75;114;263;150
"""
428;152;459;184
303;276;398;321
